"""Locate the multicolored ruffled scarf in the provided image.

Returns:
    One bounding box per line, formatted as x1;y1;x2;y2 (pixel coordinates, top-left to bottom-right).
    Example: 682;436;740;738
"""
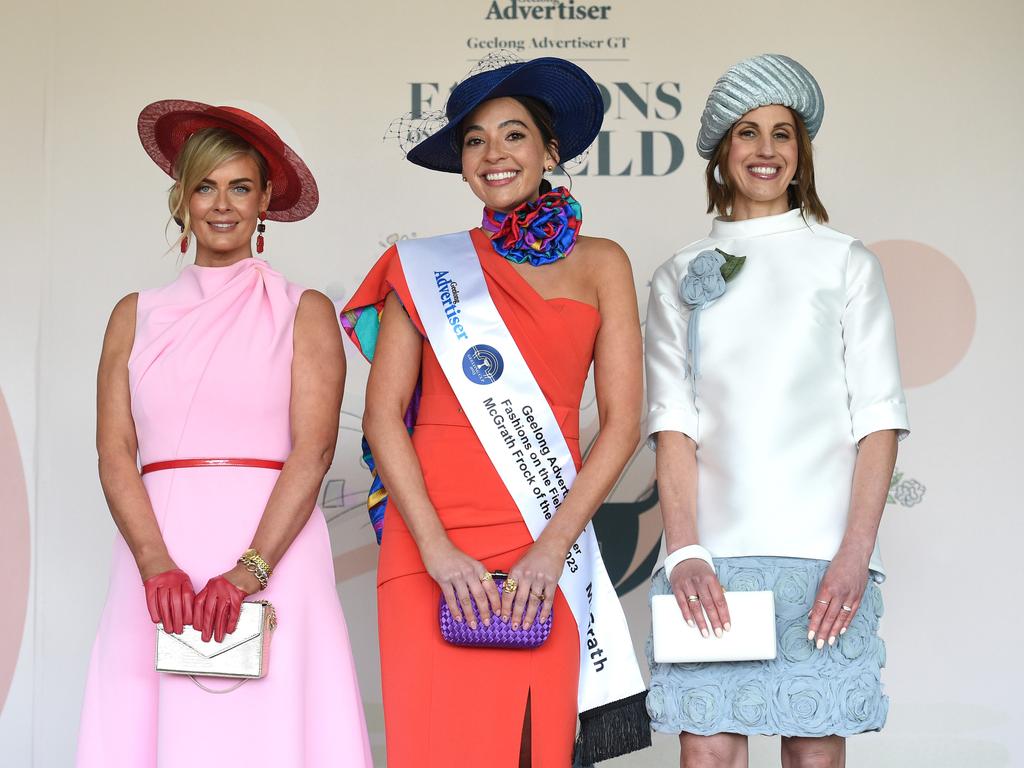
481;186;582;266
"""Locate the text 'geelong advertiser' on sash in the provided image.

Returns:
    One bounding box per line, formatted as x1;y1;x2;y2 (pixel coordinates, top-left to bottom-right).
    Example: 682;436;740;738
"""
482;396;569;523
433;270;468;340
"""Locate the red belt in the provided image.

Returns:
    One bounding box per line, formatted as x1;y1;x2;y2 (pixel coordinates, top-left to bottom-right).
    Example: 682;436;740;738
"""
140;458;285;475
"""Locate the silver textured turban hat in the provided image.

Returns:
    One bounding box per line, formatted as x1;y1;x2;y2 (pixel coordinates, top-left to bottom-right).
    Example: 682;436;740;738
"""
696;54;824;160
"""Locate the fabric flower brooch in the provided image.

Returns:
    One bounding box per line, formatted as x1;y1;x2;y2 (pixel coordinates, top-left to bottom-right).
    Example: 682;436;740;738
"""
679;249;745;390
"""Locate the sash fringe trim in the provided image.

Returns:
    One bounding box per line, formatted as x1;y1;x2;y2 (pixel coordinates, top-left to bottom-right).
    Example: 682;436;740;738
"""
573;690;652;765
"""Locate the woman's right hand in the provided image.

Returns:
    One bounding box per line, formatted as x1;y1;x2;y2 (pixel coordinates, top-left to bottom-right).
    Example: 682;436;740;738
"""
142;566;195;635
420;535;502;630
668;558;730;638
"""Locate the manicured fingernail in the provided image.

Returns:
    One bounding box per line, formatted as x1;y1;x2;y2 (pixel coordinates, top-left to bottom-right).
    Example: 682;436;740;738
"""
524;622;531;630
807;631;815;641
469;622;477;630
482;618;490;626
701;628;710;639
840;627;847;635
724;622;732;632
828;636;836;646
511;622;519;630
714;627;723;638
687;619;696;628
454;615;463;623
816;638;824;650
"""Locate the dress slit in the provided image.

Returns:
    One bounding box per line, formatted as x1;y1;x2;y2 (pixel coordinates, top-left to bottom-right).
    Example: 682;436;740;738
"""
518;689;532;768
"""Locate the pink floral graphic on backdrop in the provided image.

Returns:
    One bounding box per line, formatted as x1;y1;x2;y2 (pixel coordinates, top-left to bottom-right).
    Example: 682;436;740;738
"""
0;389;30;716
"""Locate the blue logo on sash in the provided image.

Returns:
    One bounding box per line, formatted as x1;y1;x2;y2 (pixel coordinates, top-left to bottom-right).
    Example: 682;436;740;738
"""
462;345;504;385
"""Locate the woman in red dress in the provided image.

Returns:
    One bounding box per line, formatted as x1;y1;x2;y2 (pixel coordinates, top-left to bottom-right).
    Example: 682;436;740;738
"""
342;56;649;766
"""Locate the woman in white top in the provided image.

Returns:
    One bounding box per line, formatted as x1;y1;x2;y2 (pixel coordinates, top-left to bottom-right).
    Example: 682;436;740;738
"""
644;54;909;767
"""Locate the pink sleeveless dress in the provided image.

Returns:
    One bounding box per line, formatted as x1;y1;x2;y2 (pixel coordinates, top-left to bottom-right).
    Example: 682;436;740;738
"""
76;257;372;767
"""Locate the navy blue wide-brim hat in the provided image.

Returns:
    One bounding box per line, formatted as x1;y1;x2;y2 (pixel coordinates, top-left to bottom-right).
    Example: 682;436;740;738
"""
406;57;605;174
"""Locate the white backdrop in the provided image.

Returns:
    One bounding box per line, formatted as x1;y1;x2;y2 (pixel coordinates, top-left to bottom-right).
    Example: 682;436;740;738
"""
1;0;1021;765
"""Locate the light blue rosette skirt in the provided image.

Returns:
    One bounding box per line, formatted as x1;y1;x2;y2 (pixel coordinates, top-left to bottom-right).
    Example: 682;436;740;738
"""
646;556;888;737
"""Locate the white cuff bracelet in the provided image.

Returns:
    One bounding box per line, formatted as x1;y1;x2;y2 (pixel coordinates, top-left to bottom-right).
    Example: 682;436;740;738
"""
664;544;715;578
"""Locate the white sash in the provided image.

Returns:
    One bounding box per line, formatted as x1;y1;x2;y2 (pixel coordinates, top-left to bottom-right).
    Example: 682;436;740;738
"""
397;231;646;721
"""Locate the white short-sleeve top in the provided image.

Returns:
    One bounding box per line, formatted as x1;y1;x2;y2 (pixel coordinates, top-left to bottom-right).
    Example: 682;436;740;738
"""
645;209;909;576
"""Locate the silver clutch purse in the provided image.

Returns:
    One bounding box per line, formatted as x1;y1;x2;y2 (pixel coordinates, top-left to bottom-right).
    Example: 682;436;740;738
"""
156;600;277;692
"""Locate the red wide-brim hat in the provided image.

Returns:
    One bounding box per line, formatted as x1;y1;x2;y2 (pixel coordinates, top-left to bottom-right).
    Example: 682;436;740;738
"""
138;99;318;222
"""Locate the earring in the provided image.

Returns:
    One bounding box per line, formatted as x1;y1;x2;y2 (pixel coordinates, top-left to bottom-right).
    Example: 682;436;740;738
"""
179;224;188;254
461;175;467;182
789;178;799;186
545;165;553;172
256;212;266;254
713;165;724;185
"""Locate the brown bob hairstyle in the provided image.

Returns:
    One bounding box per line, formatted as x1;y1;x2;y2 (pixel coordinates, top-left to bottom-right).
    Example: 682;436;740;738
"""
705;110;828;222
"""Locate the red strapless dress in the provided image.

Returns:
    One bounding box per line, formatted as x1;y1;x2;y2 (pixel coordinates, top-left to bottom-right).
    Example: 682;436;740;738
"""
343;229;601;767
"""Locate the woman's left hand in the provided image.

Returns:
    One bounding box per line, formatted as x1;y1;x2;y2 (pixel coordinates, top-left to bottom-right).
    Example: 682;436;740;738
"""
807;548;870;650
192;568;255;643
504;540;565;631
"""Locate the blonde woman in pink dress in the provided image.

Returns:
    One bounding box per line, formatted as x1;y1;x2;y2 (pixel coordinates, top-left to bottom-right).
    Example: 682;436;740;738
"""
76;101;372;767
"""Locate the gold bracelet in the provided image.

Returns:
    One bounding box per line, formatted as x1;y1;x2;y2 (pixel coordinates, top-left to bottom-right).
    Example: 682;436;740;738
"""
238;548;273;591
239;559;268;591
240;548;273;576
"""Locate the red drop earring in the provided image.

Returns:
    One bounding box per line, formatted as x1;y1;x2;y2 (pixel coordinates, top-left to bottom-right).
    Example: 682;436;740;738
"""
256;212;267;254
179;224;188;254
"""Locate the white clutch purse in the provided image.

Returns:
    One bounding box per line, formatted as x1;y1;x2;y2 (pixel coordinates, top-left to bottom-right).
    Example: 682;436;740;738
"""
156;600;276;692
652;591;777;663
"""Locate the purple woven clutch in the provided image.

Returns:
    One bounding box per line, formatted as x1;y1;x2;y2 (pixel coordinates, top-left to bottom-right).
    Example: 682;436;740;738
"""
439;575;553;649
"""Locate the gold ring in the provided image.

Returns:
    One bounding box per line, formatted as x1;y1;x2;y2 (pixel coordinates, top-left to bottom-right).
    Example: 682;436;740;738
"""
841;604;853;612
479;572;492;583
502;577;518;594
529;590;544;600
687;595;700;603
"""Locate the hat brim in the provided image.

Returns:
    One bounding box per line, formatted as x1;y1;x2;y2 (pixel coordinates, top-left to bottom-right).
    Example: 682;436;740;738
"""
406;58;604;174
137;100;319;222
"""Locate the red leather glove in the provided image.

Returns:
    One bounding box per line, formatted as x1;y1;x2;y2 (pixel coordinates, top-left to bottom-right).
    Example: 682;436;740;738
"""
193;576;248;643
143;568;195;635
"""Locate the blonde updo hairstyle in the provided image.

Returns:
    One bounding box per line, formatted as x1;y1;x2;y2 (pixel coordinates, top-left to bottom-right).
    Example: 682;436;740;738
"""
168;127;269;249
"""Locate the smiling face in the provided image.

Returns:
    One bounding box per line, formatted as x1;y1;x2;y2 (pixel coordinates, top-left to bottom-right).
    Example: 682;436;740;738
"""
460;96;558;213
723;104;799;219
186;154;272;266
